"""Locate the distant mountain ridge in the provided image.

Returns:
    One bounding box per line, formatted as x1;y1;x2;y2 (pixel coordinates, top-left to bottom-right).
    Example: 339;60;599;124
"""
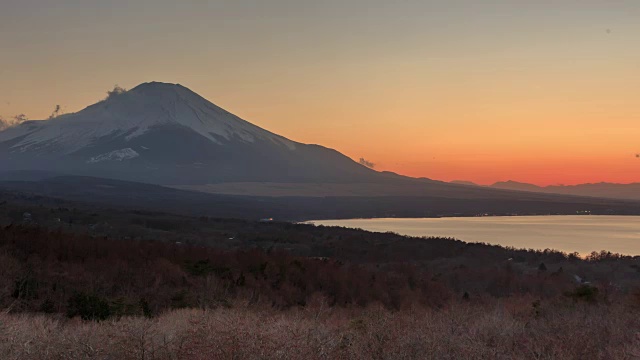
449;180;640;201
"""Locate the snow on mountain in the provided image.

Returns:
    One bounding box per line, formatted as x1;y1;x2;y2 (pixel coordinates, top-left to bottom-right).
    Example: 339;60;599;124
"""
0;82;295;155
0;82;378;184
87;148;140;163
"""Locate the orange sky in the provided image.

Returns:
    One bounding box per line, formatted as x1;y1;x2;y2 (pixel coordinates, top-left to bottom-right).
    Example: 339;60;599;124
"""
1;1;639;186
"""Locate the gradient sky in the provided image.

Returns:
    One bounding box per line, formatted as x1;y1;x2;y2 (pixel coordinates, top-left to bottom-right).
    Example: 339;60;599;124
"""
2;0;639;185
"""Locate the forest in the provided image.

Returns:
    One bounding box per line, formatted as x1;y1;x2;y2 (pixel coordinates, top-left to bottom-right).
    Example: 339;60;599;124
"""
1;192;640;358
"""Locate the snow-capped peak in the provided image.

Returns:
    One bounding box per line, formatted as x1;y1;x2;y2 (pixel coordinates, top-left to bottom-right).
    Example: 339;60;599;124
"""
0;82;296;154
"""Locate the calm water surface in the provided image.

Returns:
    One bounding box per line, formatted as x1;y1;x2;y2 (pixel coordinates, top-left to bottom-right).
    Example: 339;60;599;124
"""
311;216;640;255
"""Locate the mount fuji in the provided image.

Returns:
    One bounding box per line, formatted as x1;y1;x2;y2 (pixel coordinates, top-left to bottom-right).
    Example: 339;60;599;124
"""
2;82;640;216
0;82;380;185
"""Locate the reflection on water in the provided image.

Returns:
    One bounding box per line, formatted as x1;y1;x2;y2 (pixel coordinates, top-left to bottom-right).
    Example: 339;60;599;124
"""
310;216;640;256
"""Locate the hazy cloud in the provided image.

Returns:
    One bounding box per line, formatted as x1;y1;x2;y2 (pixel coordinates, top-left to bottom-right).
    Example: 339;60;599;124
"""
106;85;127;100
359;157;375;169
48;105;63;120
0;114;27;131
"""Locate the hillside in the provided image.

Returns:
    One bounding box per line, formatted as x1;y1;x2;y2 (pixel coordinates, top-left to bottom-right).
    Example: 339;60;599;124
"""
2;176;640;221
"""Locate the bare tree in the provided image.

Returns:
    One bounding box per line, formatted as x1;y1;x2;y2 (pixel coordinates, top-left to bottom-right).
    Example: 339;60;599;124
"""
359;157;375;169
48;105;62;120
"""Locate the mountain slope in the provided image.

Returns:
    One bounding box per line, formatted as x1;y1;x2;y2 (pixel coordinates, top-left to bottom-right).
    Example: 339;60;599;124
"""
0;82;379;184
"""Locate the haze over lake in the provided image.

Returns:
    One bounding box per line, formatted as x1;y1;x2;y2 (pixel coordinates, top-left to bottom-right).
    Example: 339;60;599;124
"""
312;216;640;256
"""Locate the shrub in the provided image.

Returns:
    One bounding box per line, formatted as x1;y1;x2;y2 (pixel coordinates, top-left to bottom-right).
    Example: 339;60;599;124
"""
39;299;55;313
12;276;39;300
140;298;153;318
67;292;112;321
566;285;599;303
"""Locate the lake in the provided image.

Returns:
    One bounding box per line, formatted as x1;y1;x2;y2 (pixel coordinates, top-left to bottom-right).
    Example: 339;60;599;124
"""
310;216;640;256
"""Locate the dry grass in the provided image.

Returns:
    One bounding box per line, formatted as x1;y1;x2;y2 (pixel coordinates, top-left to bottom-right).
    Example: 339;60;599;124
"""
1;299;640;360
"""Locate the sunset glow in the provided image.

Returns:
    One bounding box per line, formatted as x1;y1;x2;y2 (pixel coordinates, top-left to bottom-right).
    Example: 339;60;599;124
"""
2;1;639;185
